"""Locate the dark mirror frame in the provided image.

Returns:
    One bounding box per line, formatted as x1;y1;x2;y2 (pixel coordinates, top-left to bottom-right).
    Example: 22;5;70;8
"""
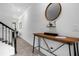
45;3;62;22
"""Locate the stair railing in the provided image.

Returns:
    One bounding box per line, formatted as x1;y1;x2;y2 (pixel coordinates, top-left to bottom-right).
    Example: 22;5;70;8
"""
0;22;17;54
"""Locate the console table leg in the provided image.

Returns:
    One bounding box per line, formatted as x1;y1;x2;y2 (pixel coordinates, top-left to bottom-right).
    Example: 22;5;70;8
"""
76;42;79;56
68;43;71;56
32;35;35;53
38;37;41;52
73;43;76;56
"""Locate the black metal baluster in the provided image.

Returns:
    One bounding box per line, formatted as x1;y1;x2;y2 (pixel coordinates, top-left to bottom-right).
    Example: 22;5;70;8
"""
12;30;17;54
11;31;13;46
14;31;17;54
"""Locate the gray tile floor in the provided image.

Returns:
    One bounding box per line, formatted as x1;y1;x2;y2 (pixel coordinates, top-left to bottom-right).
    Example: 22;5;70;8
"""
15;37;45;56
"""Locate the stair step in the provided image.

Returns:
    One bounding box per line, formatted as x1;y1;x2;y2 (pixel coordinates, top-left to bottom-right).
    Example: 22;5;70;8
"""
0;39;12;46
0;41;14;56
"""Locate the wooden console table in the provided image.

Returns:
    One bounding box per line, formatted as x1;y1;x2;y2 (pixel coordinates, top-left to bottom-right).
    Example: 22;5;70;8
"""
32;33;79;56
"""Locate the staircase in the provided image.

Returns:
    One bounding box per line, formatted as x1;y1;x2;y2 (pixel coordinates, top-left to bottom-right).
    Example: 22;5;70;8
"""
0;22;17;56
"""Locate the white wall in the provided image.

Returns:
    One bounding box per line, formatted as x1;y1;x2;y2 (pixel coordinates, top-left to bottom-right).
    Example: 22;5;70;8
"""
17;3;79;56
56;3;79;38
17;3;48;44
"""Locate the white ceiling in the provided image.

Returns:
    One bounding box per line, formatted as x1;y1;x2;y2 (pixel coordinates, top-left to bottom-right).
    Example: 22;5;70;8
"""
0;3;32;21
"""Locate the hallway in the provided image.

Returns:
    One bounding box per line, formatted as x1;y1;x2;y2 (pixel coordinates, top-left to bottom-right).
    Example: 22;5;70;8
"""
15;37;45;56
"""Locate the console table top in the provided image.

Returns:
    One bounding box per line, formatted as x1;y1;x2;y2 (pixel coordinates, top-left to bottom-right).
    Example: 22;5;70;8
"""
34;33;79;44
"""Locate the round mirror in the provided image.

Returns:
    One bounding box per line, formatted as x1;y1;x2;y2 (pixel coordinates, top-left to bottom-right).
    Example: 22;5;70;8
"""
45;3;61;27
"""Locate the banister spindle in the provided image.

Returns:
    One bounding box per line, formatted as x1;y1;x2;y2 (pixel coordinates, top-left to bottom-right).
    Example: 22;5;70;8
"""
11;31;14;46
2;25;4;41
0;21;17;54
5;27;7;44
8;29;11;45
14;30;17;54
